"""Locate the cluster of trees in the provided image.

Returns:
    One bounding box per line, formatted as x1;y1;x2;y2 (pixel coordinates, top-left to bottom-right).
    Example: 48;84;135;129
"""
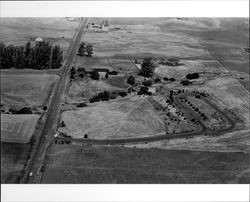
142;79;153;87
186;73;199;80
76;102;88;107
127;75;135;86
180;97;208;120
0;41;63;69
138;58;155;77
90;71;100;80
89;90;127;103
163;77;175;82
181;80;192;86
9;106;32;114
78;42;93;57
138;86;152;95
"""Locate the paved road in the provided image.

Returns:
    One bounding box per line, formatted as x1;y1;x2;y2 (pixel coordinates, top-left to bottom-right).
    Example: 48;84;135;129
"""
20;18;88;184
57;92;236;145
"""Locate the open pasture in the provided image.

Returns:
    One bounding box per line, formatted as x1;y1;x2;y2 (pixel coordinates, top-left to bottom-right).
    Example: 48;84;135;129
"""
84;18;211;58
68;78;124;103
1;114;39;143
1;72;59;107
61;97;165;139
0;18;79;57
155;60;224;78
103;75;129;89
42;144;250;183
109;58;138;72
74;57;114;72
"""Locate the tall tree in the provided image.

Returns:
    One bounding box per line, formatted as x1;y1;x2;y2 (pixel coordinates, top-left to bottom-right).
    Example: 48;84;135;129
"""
86;43;93;57
78;42;86;56
139;58;155;77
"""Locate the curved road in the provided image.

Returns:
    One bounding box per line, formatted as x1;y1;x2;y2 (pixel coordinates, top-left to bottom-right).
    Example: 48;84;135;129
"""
57;92;236;145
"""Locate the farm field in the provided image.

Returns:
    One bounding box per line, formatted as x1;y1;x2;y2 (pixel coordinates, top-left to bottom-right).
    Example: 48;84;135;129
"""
0;18;80;57
74;57;114;72
85;18;211;59
61;97;165;139
42;144;250;183
155;60;225;78
0;72;59;107
85;18;248;62
220;60;249;74
1;114;39;143
1;142;31;183
195;77;249;125
109;58;138;72
68;78;125;103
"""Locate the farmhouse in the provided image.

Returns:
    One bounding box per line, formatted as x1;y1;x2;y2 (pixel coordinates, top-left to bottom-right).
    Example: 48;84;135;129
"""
35;37;43;43
77;67;118;77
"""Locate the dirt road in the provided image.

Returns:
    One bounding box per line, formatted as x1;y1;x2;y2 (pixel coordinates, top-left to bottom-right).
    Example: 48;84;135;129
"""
56;92;236;145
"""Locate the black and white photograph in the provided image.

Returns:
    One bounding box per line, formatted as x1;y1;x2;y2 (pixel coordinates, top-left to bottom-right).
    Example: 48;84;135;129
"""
0;0;249;202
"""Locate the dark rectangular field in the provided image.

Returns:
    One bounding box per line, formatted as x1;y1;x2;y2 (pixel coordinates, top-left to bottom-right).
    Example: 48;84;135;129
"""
41;144;250;184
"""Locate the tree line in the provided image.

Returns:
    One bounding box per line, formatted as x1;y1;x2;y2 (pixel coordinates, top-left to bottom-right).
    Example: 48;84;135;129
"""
0;41;63;69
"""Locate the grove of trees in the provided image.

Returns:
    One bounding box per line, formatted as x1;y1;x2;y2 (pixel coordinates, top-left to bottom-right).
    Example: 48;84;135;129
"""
127;75;135;86
0;41;63;69
78;42;93;57
90;71;100;80
138;58;155;77
186;72;199;80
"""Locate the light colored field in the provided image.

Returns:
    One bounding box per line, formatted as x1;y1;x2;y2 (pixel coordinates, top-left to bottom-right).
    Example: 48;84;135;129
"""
155;60;224;78
109;59;138;72
1;72;59;107
84;18;211;58
62;97;165;139
1;114;39;143
0;18;79;57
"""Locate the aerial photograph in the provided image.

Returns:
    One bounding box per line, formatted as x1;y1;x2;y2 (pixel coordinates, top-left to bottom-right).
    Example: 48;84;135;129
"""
0;17;249;184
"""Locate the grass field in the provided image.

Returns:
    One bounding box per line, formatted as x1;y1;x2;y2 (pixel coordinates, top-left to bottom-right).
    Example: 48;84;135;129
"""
74;57;114;72
68;78;124;103
1;114;39;143
0;18;79;57
42;144;250;183
1;142;31;183
109;58;138;72
1;72;59;107
61;97;165;139
85;18;210;58
155;60;225;78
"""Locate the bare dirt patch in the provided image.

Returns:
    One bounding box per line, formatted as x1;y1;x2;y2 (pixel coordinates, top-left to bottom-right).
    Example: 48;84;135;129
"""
61;96;165;139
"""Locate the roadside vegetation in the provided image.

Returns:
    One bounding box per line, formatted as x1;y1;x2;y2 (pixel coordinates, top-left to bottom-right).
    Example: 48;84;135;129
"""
78;42;93;57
